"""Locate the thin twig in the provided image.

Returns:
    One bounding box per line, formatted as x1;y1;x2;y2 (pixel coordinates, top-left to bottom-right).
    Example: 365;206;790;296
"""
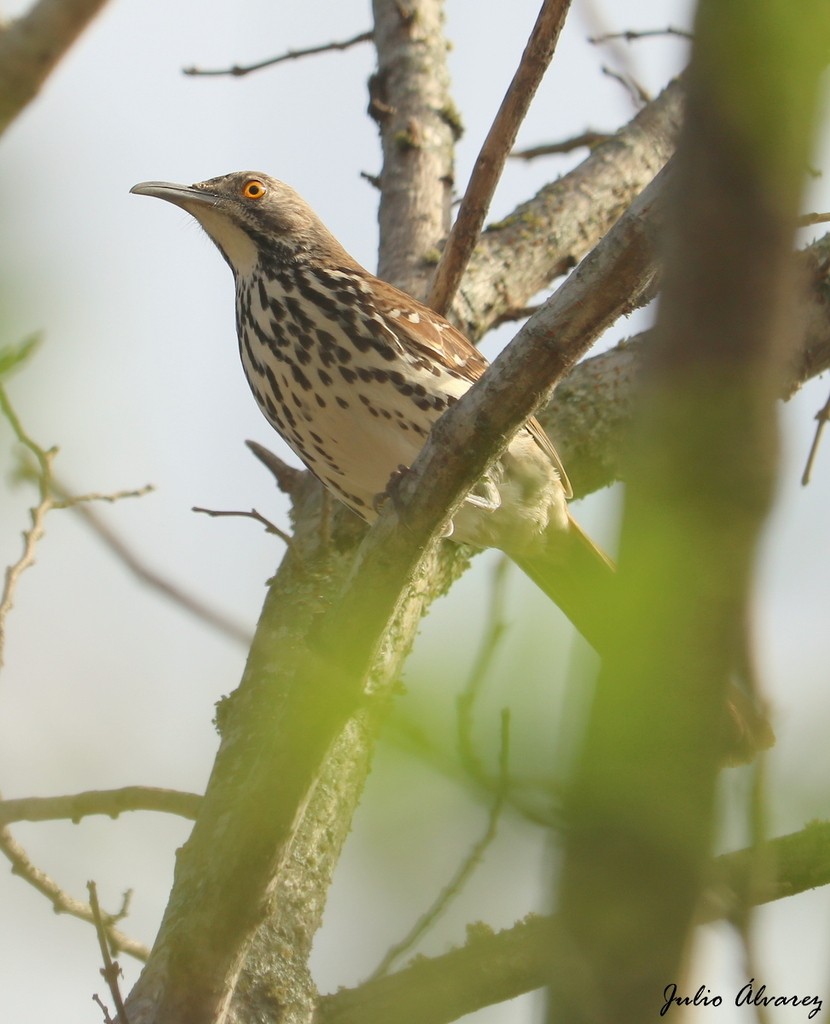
511;130;611;160
589;26;692;44
0;786;201;825
88;881;130;1024
1;386;247;660
427;0;572;315
53;480;252;646
92;992;115;1023
601;64;651;105
457;556;511;783
52;483;154;509
0;383;56;671
183;29;372;77
367;710;512;981
319;821;830;1024
801;388;830;485
387;713;557;828
192;505;292;545
798;211;830;227
0;822;149;961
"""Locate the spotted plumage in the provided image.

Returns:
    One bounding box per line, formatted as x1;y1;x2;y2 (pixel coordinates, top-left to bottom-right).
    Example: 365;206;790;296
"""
130;171;616;650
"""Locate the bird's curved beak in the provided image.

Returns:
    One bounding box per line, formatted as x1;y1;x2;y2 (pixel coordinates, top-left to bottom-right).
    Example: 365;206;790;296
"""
130;181;219;209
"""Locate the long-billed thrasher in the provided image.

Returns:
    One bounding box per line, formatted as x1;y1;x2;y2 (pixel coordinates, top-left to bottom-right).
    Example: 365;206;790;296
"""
130;171;617;650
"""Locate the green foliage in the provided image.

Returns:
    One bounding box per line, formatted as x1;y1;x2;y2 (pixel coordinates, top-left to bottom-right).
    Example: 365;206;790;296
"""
694;0;830;204
0;333;40;380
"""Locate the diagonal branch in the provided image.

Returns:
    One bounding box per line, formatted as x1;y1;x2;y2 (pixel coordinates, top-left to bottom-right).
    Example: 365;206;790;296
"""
428;0;573;315
541;229;830;499
451;75;683;340
0;0;112;136
320;162;666;682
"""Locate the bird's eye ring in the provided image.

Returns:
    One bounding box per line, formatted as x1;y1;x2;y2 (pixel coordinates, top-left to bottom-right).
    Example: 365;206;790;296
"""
242;179;266;200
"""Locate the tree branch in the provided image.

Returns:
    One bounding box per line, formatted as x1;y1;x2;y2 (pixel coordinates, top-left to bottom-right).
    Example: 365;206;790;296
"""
450;75;683;340
124;5;460;1023
56;481;253;647
316;821;830;1024
542;229;830;500
428;0;573;314
0;0;112;136
370;0;457;297
318;162;665;682
553;2;829;1019
182;30;373;78
88;880;131;1023
0;822;149;961
0;787;201;825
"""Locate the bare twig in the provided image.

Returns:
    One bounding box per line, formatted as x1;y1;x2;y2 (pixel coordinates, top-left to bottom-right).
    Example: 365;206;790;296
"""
574;0;647;110
88;881;130;1024
367;710;512;981
589;26;692;44
92;992;115;1023
511;130;611;160
183;29;372;78
801;388;830;485
0;822;149;961
601;64;651;105
57;486;252;645
456;556;511;782
386;712;557;828
192;505;292;545
52;483;153;509
0;383;56;671
1;386;240;666
0;786;201;826
427;0;572;315
798;211;830;227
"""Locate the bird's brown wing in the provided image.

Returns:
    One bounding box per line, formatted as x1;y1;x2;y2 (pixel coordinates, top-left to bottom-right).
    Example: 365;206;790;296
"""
371;282;573;497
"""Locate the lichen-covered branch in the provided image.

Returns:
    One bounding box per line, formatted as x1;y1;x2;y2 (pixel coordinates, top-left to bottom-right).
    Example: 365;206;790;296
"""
370;0;457;296
453;76;684;340
316;821;830;1024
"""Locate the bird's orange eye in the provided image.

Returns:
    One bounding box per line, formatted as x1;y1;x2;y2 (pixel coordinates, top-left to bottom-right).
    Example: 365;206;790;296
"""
242;179;266;200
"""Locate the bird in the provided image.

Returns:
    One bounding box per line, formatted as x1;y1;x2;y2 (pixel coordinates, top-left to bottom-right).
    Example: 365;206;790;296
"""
130;171;616;650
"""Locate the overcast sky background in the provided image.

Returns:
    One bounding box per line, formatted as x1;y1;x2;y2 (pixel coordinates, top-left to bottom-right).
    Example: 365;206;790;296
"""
1;1;829;1021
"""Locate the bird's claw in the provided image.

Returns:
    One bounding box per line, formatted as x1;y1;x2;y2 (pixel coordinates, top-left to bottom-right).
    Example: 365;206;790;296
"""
464;476;502;512
373;464;411;515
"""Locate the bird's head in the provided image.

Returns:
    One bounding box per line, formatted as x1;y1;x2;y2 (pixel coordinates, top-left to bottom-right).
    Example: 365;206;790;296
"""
130;171;348;276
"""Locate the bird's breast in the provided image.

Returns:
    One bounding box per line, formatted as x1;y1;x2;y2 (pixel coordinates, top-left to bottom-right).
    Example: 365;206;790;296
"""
234;267;469;519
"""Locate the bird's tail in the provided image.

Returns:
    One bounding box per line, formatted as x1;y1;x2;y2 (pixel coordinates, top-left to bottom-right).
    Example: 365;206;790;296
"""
510;514;617;656
512;515;775;763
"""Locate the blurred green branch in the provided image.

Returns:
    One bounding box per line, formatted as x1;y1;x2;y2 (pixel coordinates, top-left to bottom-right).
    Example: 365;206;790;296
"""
317;821;830;1024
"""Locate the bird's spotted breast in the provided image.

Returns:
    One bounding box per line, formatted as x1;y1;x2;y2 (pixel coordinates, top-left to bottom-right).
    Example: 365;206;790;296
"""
236;264;466;520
